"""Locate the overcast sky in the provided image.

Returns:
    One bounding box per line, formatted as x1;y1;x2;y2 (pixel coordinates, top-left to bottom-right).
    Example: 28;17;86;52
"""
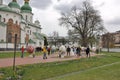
4;0;120;36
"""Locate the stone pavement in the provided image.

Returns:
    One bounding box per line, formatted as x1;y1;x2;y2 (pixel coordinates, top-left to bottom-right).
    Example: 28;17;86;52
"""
0;53;97;68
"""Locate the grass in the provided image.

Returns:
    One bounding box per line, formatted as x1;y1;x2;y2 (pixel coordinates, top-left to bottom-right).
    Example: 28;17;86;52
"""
0;51;42;58
0;52;120;80
54;62;120;80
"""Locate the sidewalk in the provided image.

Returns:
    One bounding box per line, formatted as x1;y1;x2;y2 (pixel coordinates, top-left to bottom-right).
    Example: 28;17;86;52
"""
0;53;97;68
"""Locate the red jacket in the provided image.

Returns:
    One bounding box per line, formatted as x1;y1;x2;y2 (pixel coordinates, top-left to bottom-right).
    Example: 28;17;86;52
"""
21;47;24;53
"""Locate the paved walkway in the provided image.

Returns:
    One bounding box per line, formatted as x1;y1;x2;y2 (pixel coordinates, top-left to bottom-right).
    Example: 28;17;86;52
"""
0;53;97;68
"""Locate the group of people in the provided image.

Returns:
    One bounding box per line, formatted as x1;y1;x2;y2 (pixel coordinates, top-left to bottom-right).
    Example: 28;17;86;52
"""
59;45;90;58
20;45;91;59
20;46;51;59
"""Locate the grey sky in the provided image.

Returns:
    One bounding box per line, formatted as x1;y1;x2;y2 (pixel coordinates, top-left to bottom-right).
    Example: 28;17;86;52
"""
31;0;52;9
3;0;120;36
107;17;120;25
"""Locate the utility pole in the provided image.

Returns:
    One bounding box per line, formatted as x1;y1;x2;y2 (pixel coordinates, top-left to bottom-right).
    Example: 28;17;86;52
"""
13;34;17;71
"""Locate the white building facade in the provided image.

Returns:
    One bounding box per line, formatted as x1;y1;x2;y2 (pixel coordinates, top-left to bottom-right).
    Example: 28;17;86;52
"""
0;0;45;50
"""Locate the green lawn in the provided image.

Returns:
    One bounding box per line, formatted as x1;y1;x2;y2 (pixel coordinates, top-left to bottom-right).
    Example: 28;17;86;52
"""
0;51;42;58
0;52;120;80
51;62;120;80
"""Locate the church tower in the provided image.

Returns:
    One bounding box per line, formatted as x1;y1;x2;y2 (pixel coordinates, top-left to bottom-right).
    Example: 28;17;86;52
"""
0;0;3;5
21;0;33;23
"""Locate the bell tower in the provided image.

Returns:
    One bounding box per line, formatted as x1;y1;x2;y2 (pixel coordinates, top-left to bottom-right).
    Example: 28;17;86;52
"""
0;0;3;5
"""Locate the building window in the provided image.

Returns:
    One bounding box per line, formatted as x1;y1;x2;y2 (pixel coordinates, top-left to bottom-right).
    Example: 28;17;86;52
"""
30;16;32;21
3;18;5;22
27;30;29;33
16;21;18;24
39;42;41;45
8;33;12;43
25;34;29;43
26;15;27;21
0;15;1;22
30;30;31;35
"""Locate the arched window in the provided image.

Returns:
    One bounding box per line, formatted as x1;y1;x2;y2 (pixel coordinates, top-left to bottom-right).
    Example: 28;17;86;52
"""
3;18;5;22
27;30;29;33
30;30;31;35
8;18;13;23
26;15;27;21
16;21;18;24
8;18;13;25
8;33;12;43
30;16;32;21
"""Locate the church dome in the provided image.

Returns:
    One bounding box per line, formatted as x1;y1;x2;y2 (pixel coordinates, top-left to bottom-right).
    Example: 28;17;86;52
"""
0;5;13;12
8;1;20;9
21;2;32;13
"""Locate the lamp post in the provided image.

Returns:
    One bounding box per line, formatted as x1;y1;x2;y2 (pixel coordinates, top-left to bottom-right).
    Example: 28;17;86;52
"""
13;34;17;71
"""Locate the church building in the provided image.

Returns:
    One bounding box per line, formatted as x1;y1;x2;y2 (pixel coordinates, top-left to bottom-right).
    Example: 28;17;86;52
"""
0;0;45;50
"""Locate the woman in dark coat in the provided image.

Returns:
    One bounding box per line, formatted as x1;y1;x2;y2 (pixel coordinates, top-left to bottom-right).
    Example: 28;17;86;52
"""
86;47;90;58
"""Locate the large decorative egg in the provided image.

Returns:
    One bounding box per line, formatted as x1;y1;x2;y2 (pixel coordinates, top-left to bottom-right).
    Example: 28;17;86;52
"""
26;46;34;54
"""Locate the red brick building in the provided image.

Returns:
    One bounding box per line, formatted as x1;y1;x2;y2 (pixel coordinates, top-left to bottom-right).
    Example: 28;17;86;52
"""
101;31;120;48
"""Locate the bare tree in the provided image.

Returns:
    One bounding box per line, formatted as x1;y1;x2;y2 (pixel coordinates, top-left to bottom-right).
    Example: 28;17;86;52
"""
59;0;105;47
49;31;59;46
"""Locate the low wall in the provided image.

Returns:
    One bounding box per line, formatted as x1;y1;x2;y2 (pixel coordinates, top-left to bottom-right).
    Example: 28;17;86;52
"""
101;48;120;52
0;43;21;51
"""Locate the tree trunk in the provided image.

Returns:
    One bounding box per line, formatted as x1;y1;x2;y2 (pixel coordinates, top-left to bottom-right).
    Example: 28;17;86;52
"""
81;37;88;47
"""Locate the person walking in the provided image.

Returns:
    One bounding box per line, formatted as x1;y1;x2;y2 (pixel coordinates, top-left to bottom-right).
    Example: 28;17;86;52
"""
43;46;47;59
76;47;81;57
66;46;71;56
47;47;51;55
21;46;24;58
86;46;90;58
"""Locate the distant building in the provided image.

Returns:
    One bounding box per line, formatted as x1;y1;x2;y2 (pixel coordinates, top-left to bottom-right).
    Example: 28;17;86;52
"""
0;0;45;50
113;31;120;47
101;31;120;48
47;36;68;46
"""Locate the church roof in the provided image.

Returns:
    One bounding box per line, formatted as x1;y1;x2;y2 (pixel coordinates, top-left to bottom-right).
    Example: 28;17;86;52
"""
8;1;20;9
28;22;42;29
28;39;35;44
33;32;44;40
0;5;13;12
0;5;21;15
